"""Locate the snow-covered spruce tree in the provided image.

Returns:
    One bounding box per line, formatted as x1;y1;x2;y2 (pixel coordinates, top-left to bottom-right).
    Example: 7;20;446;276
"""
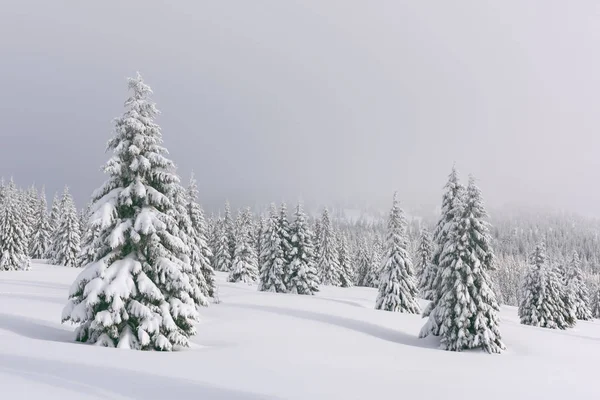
29;188;52;259
420;166;464;337
355;237;370;286
229;208;259;283
258;204;287;292
518;243;574;329
362;236;383;288
565;251;592;320
287;202;319;295
0;181;31;271
62;73;200;350
168;182;208;308
591;279;600;318
420;177;504;353
48;192;61;235
76;201;100;269
338;232;354;288
375;193;420;313
51;187;81;267
317;208;341;286
212;217;232;272
416;228;434;295
224;201;236;262
255;216;265;265
313;218;322;260
24;185;39;234
187;173;216;298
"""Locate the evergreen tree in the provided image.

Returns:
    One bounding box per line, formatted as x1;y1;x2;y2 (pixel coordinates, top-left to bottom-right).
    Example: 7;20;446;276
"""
62;73;200;350
337;232;354;288
565;251;591;320
258;204;287;292
364;236;383;288
416;228;434;296
213;217;232;272
48;192;61;235
51;187;81;267
224;201;236;263
229;208;259;283
278;202;293;279
187;173;216;298
29;188;52;259
420;177;504;353
287;202;319;295
168;182;208;308
519;243;574;329
420;167;464;335
255;216;266;265
355;237;371;286
0;181;31;271
313;218;322;260
375;193;420;313
24;185;39;234
317;208;341;286
591;278;600;319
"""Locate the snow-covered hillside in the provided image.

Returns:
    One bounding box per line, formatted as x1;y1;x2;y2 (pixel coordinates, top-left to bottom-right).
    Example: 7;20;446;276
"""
1;264;599;399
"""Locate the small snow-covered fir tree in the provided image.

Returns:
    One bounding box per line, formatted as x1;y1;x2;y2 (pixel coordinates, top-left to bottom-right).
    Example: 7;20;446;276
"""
213;217;232;272
278;203;292;267
591;278;600;319
258;204;287;292
29;188;52;259
317;208;341;286
48;192;61;235
229;208;259;283
416;228;434;296
519;243;574;329
224;201;236;262
187;173;216;298
286;202;319;295
420;177;504;353
168;182;208;308
375;193;420;313
364;236;383;288
337;232;354;288
62;73;200;350
0;181;31;271
420;167;464;335
565;251;591;320
51;187;81;267
355;237;370;286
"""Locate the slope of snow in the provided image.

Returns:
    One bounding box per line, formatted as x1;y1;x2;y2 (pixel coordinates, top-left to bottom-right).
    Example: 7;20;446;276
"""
1;263;599;399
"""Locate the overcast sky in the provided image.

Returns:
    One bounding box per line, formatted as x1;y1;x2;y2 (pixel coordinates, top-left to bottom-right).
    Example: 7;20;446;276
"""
1;1;599;216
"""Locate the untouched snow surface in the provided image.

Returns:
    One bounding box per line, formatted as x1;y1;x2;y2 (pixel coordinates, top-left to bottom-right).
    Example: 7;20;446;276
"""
1;264;600;399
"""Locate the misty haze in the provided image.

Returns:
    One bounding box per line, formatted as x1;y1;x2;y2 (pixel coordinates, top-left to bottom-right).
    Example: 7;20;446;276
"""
1;1;600;400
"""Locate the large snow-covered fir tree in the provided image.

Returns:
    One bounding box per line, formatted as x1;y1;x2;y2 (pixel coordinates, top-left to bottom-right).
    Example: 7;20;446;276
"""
420;167;464;333
416;228;434;296
565;251;591;320
337;232;354;288
286;202;319;295
420;177;504;353
51;187;81;268
29;188;52;259
62;73;200;351
375;193;420;314
0;180;31;271
258;204;287;292
229;208;259;283
187;173;216;298
518;243;575;329
317;208;342;286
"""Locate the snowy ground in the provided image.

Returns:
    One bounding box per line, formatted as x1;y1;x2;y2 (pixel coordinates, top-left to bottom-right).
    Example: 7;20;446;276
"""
1;264;599;399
